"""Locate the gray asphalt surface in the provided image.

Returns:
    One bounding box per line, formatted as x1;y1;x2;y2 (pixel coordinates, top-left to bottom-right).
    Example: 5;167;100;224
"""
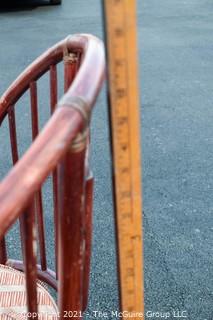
0;0;212;319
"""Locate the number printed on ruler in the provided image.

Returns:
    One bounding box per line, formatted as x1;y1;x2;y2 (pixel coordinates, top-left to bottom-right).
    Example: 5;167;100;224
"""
104;0;144;318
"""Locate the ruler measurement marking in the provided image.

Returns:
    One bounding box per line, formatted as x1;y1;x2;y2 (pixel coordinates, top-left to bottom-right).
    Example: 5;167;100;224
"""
112;1;132;221
111;0;136;308
113;8;136;300
123;2;138;313
104;0;144;318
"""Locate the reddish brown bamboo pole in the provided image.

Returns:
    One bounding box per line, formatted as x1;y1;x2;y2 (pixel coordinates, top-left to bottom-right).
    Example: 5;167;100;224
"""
30;81;39;140
2;104;20;265
49;65;59;278
20;202;38;318
0;238;7;264
8;105;19;164
50;65;58;114
58;144;87;319
57;47;86;318
34;191;46;271
8;105;29;268
30;81;47;271
82;175;94;311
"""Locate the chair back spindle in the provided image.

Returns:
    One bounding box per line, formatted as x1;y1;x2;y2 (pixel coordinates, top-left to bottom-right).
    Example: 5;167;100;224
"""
0;238;7;265
20;203;38;318
30;81;47;272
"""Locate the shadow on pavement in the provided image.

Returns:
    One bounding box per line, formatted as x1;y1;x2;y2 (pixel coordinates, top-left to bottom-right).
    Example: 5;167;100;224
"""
0;0;50;12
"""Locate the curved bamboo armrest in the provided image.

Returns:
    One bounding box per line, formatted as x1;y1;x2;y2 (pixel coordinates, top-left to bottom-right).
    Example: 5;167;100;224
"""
0;34;105;239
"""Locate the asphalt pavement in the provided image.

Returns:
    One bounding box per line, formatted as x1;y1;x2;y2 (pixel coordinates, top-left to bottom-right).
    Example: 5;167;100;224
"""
0;0;212;319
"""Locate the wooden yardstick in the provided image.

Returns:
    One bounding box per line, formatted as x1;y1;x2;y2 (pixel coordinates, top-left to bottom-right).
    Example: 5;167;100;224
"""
103;0;144;319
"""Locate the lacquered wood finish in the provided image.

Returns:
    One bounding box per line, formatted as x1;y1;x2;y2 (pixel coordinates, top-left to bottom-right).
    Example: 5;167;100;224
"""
50;64;59;278
58;148;87;318
20;203;38;318
0;34;105;120
8;105;19;164
83;175;94;311
30;81;47;272
0;238;7;265
50;64;58;114
0;34;105;315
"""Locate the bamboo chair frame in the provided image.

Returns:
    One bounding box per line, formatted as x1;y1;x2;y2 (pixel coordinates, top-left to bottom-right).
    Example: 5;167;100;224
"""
0;34;105;319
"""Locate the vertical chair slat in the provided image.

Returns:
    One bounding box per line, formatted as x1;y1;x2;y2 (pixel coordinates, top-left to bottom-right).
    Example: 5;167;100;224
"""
50;65;59;278
0;105;20;265
8;103;34;274
30;81;47;271
20;202;38;318
0;237;7;264
58;145;87;319
30;81;39;140
8;105;19;164
50;64;58;114
8;105;24;264
82;175;94;311
34;191;46;271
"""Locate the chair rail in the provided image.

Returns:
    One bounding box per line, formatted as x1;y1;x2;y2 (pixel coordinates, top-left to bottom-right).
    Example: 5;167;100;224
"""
0;34;104;121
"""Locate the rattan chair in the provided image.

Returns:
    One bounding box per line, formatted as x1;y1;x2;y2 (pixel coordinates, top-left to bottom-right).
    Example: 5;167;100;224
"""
0;34;105;319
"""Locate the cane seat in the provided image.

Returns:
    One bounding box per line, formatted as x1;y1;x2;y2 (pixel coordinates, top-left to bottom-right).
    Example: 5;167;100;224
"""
0;265;58;319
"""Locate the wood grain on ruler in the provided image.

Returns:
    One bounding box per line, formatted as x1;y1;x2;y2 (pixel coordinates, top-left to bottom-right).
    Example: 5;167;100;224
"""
104;0;144;318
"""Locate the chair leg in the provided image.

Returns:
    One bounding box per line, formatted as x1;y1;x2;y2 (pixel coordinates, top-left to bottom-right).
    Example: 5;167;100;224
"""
82;175;94;311
58;144;87;319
